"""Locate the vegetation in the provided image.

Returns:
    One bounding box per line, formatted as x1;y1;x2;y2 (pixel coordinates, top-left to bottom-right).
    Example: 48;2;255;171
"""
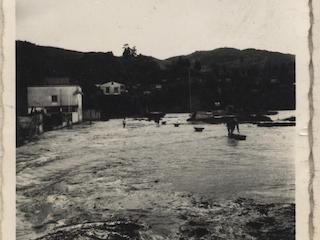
16;41;295;115
122;44;138;58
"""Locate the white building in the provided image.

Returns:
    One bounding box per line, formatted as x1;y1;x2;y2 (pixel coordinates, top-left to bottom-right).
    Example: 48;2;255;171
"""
27;85;83;123
98;81;126;95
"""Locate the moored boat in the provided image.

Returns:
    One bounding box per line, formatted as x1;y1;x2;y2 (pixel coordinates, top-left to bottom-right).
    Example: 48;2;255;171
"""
257;121;295;127
194;127;205;132
145;112;166;121
228;133;246;140
187;111;273;124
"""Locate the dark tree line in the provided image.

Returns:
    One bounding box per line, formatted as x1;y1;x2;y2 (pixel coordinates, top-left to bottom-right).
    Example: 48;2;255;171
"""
16;41;295;116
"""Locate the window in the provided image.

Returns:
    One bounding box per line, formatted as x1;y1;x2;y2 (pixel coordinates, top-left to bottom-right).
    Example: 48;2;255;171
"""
46;106;60;113
114;87;119;93
52;95;58;103
105;87;110;94
61;106;78;112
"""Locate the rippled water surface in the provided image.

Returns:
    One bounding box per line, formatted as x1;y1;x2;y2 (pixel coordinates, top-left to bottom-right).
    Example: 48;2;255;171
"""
16;112;295;240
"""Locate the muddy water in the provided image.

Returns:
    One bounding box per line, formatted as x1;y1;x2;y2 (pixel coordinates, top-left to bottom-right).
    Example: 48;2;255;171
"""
16;113;295;240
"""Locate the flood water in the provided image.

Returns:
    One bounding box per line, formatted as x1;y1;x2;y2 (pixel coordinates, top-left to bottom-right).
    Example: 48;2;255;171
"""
16;112;295;240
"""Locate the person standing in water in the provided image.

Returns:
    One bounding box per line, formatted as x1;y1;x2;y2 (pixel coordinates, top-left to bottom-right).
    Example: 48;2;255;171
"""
226;117;240;135
154;116;161;127
122;117;126;128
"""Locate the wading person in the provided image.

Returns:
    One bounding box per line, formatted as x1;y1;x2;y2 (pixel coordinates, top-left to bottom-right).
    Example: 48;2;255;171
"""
122;117;126;128
226;117;240;135
155;117;161;127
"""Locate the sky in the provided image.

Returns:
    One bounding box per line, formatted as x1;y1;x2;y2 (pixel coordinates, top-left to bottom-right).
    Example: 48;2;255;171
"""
16;0;308;59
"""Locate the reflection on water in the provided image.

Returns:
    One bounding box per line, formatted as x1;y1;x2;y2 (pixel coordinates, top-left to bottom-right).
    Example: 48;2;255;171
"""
227;138;239;147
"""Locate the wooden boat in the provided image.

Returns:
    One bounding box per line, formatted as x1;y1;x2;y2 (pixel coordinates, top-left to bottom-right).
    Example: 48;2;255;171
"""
257;121;295;127
187;111;225;124
266;110;278;115
228;133;246;140
145;112;166;121
194;127;205;132
281;116;295;122
187;111;273;124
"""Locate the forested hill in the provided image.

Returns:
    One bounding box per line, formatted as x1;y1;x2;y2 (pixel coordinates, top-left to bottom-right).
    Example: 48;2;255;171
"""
164;48;294;70
16;40;295;114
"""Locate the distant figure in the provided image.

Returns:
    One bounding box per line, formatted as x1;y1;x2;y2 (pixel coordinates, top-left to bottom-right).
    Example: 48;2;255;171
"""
155;117;161;127
226;117;239;135
174;119;180;127
123;117;126;128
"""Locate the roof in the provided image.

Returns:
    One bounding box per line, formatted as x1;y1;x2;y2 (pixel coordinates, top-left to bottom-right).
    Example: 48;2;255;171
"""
45;77;70;85
100;81;124;86
28;85;81;88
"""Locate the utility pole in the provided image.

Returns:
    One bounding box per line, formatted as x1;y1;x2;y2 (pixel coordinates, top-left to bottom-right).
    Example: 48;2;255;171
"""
188;68;192;113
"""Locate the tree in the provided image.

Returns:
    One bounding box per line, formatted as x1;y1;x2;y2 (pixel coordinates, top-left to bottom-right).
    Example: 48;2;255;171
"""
122;44;137;58
194;60;202;72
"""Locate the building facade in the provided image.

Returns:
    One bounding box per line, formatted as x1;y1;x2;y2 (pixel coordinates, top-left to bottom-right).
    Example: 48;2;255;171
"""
27;85;83;123
99;82;126;95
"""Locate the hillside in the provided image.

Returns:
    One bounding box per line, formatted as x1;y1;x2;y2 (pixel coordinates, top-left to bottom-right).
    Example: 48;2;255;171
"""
16;41;295;115
164;48;294;71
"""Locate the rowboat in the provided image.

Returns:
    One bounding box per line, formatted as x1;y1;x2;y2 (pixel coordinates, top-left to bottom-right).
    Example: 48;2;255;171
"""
257;121;295;127
228;133;246;140
194;127;204;132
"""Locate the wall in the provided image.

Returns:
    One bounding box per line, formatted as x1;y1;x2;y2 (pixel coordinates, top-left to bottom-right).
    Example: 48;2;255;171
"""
28;86;82;107
76;92;83;122
100;82;125;95
28;85;83;123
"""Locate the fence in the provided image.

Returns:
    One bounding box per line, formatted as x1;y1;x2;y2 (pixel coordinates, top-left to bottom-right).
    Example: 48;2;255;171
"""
83;109;101;121
17;113;43;146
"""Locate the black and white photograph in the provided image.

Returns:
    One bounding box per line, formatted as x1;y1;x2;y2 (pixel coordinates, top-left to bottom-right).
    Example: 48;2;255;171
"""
14;0;305;239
